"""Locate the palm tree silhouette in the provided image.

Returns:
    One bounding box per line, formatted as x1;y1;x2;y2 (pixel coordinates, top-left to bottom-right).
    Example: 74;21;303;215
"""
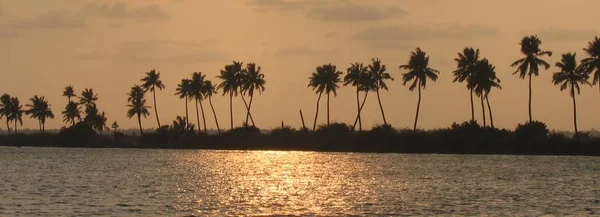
111;121;119;132
552;53;590;135
344;62;368;131
203;80;221;134
240;63;265;127
369;58;393;126
510;35;552;122
175;79;193;125
96;111;108;136
79;88;98;120
581;37;600;91
468;59;502;128
62;101;81;126
192;72;208;133
8;97;24;133
63;85;76;102
25;95;54;134
141;69;165;128
400;48;440;131
0;94;13;134
127;85;151;135
308;64;342;130
217;61;243;130
453;47;480;121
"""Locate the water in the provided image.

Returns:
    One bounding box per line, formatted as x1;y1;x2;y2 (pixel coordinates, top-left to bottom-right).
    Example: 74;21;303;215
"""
0;147;599;216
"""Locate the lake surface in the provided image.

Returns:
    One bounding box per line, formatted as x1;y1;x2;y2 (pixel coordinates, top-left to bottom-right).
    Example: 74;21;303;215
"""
0;147;599;216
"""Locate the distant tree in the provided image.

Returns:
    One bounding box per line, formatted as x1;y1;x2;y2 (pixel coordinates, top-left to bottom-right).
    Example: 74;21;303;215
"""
344;62;368;131
240;63;265;127
111;121;119;132
79;88;98;109
0;94;13;134
453;47;480;121
141;69;165;128
400;48;440;131
308;64;342;130
175;79;193;125
127;85;151;135
25;95;54;134
62;101;81;127
468;59;502;128
7;97;24;133
510;35;552;122
368;58;393;126
217;61;244;130
581;37;600;92
552;53;590;135
191;72;208;133
63;85;76;102
203;80;221;134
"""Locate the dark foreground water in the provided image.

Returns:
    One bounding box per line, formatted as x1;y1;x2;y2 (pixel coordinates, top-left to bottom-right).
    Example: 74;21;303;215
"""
1;147;599;216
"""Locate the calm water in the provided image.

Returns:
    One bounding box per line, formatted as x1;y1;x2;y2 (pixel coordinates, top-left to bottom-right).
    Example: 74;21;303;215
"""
1;147;599;216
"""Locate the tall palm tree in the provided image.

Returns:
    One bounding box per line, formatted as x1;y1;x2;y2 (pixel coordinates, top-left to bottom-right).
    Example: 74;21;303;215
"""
581;37;600;91
308;64;342;130
0;94;13;134
344;62;368;130
8;97;24;133
127;85;151;135
510;35;552;122
217;61;243;130
62;101;81;126
240;63;265;127
203;80;221;134
552;53;590;135
95;111;108;136
400;48;440;131
25;95;54;133
141;69;165;127
79;88;98;108
192;72;208;133
468;59;502;128
453;47;480;121
63;85;76;102
369;58;393;126
175;79;193;125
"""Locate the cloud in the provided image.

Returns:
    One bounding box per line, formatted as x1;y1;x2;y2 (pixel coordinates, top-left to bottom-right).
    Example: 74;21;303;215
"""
354;24;497;41
70;52;106;61
275;46;342;58
307;4;406;22
115;39;225;63
537;28;598;41
248;0;321;11
80;2;169;22
10;11;86;29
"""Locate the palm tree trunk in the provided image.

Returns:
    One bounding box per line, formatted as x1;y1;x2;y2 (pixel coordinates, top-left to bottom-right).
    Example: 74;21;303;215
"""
199;99;207;133
413;84;422;131
5;120;11;134
185;96;189;125
572;89;578;136
245;93;255;126
376;89;387;125
39;120;42;134
42;121;45;134
353;91;369;130
470;89;475;121
240;94;255;126
14;121;17;134
152;88;161;127
356;88;362;131
137;113;143;135
209;96;221;134
528;73;533;122
327;93;331;126
195;98;201;133
229;91;233;130
486;94;494;128
481;96;486;127
312;92;323;131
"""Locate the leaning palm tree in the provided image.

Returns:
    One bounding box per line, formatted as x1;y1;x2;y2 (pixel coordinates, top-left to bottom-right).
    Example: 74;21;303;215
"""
203;80;221;134
141;69;165;127
400;48;440;131
0;94;13;134
453;47;480;121
217;61;243;130
468;59;502;128
63;85;76;102
344;62;368;130
8;97;24;133
127;85;151;135
175;79;193;125
308;64;342;130
62;101;81;126
510;35;552;122
191;72;208;133
369;58;393;126
581;37;600;91
25;95;55;133
552;53;590;135
240;63;265;127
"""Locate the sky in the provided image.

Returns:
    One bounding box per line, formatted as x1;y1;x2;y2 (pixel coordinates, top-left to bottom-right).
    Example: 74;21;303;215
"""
1;0;600;131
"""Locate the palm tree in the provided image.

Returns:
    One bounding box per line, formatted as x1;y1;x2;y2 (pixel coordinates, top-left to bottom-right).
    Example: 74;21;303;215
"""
63;85;76;102
141;69;165;127
203;80;221;134
95;112;108;136
62;101;81;126
25;95;54;133
552;53;590;135
217;61;243;130
111;121;119;132
192;72;208;133
240;63;266;127
0;94;12;134
581;37;600;91
400;48;440;131
510;35;552;122
127;85;151;135
175;79;193;125
453;47;480;121
8;97;24;133
79;88;98;121
369;58;393;126
468;59;502;128
308;64;342;130
344;62;368;130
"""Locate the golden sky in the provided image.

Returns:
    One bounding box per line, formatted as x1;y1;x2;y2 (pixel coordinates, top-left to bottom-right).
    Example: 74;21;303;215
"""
1;0;599;131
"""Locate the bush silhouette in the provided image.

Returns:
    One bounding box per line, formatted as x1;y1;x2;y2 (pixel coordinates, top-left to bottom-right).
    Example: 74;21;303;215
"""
515;121;549;140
